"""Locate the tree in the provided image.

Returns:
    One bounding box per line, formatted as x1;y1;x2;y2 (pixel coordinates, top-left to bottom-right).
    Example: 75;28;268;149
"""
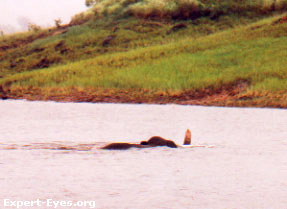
85;0;96;7
55;18;62;28
28;23;41;32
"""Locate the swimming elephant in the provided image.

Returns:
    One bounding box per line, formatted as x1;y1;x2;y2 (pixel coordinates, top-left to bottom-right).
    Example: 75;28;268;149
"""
101;129;191;150
140;136;177;148
101;142;146;150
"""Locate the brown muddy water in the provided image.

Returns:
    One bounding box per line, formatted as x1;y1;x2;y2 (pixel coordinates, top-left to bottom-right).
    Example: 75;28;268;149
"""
0;100;286;209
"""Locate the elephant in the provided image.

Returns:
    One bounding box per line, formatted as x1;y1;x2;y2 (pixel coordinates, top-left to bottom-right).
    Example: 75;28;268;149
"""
101;129;191;150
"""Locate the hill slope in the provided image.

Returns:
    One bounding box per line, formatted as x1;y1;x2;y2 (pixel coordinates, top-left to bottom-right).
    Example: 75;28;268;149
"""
1;0;287;108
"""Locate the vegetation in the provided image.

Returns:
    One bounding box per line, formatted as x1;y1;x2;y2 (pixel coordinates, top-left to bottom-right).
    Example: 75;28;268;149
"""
0;0;287;108
86;0;287;19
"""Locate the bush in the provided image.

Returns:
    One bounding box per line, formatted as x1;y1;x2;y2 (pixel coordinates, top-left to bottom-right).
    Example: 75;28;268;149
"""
86;0;96;7
274;0;287;10
28;23;41;32
262;0;287;12
55;18;62;28
92;0;203;19
74;0;287;21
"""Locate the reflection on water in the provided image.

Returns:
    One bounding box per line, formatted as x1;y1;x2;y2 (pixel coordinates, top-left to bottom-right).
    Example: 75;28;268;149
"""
0;100;286;209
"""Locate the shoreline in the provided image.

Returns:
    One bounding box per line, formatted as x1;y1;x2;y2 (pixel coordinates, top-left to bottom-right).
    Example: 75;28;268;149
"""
1;86;286;108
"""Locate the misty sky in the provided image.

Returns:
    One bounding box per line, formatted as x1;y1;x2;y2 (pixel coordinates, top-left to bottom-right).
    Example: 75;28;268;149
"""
0;0;87;32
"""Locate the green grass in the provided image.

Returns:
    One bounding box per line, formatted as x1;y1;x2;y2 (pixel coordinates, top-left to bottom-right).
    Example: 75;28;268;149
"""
1;0;281;78
2;15;287;94
1;0;287;107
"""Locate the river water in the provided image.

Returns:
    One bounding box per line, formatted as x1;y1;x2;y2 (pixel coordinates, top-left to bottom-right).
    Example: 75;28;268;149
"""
0;100;286;209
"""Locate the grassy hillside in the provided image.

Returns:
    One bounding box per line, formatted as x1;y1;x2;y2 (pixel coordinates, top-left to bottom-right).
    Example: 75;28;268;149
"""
1;0;287;107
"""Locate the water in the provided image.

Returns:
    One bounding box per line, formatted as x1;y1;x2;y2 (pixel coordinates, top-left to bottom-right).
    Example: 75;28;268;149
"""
0;100;286;209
